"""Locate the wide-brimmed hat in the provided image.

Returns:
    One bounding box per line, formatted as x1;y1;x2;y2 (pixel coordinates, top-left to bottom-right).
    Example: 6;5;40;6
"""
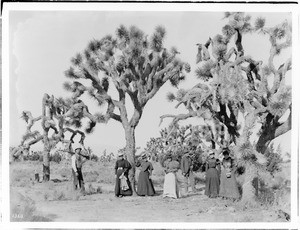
118;152;124;157
73;143;82;151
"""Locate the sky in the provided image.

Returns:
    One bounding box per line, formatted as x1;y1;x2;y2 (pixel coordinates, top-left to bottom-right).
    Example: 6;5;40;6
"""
9;10;292;155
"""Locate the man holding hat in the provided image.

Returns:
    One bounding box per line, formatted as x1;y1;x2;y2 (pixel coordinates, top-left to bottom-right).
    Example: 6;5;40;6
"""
70;143;89;194
180;150;196;195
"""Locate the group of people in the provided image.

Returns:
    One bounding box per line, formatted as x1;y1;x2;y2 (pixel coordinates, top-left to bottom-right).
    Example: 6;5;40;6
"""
115;152;156;197
205;149;240;200
162;149;240;200
70;143;240;201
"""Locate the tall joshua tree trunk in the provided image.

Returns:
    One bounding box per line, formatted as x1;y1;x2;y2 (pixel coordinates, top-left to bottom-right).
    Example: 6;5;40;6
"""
125;125;137;195
42;132;51;181
240;164;257;208
124;107;143;196
42;94;51;182
42;147;50;181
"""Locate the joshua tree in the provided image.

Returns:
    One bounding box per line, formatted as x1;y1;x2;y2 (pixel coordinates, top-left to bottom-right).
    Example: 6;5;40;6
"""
12;93;94;181
161;12;292;206
63;25;190;194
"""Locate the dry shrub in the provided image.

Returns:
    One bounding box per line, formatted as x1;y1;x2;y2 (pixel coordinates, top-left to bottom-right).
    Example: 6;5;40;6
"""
43;192;50;201
258;175;290;210
11;191;52;222
52;190;66;201
59;167;70;178
10;161;40;187
84;170;99;182
10;166;34;188
85;183;102;195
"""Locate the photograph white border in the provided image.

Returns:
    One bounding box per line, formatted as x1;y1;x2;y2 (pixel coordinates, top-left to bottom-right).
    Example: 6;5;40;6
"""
2;1;299;229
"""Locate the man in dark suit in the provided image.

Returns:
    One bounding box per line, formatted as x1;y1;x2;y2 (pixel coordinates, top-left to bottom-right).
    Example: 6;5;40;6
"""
181;150;196;194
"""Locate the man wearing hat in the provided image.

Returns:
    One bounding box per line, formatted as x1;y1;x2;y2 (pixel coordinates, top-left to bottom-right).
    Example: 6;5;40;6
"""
180;150;196;195
70;143;89;194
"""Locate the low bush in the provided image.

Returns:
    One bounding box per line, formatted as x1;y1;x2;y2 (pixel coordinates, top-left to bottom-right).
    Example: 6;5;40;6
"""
50;151;62;164
10;168;35;188
52;190;66;201
11;191;52;222
23;152;42;161
90;154;99;162
85;183;102;195
84;170;100;183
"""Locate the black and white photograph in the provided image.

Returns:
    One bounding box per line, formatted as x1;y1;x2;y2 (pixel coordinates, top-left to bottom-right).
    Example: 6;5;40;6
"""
1;1;299;227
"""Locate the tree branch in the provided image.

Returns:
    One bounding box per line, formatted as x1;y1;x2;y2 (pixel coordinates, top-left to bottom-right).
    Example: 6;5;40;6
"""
159;111;198;127
274;107;291;138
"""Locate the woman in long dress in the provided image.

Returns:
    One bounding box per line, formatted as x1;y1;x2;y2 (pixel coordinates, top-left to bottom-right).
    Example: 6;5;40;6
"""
114;152;132;197
219;149;240;200
163;155;181;199
205;151;220;198
137;153;155;196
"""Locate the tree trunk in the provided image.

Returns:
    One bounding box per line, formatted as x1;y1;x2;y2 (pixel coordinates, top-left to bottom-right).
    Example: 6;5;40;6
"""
42;137;50;182
125;126;137;195
240;164;258;208
43;150;50;181
256;134;273;154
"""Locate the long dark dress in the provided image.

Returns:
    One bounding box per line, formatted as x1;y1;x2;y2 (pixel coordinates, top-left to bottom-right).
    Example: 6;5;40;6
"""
137;161;155;196
115;159;133;197
205;158;220;198
219;157;240;199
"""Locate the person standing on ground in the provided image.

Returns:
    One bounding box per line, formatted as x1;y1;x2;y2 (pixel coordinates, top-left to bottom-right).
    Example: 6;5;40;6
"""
205;151;220;198
137;153;156;196
115;152;133;198
163;155;181;199
70;143;90;194
219;149;240;200
180;150;196;195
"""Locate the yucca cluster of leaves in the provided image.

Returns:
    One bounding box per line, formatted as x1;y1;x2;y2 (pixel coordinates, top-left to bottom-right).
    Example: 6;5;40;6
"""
264;143;283;175
61;24;191;136
64;24;190;97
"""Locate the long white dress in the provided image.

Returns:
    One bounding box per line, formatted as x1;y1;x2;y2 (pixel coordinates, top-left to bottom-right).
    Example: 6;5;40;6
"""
163;161;181;199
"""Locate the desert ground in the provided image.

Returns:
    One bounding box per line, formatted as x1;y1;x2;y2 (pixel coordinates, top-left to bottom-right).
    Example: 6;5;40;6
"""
10;159;290;222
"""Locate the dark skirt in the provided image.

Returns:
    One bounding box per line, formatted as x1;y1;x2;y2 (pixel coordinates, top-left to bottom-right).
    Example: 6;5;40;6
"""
205;168;220;198
137;171;155;196
72;168;84;192
115;169;132;197
219;170;240;199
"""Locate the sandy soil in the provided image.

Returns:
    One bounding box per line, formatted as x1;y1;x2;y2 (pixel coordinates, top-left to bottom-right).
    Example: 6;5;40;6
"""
10;161;290;222
12;181;284;222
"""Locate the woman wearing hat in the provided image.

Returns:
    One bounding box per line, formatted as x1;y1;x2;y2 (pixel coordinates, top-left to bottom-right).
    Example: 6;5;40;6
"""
219;149;240;200
114;152;133;197
137;152;155;196
205;150;220;198
163;154;181;199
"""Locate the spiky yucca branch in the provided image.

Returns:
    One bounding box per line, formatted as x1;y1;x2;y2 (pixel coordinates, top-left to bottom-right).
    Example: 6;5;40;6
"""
20;111;43;145
64;25;189;131
14;93;91;158
162;13;292;155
